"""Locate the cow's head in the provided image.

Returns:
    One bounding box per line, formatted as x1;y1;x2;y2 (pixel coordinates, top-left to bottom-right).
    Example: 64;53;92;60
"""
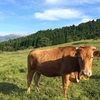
76;46;96;79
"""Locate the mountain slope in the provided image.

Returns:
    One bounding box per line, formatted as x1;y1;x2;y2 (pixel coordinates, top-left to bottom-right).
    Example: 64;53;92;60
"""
0;34;23;42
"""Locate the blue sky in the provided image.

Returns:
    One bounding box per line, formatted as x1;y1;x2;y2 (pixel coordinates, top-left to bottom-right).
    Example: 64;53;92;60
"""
0;0;100;36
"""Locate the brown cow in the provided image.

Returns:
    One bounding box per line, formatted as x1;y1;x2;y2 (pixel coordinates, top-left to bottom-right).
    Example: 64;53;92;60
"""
93;50;100;57
27;46;96;98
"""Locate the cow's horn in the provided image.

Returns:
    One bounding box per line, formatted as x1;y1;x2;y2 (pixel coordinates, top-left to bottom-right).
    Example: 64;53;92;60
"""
76;47;79;50
92;46;96;50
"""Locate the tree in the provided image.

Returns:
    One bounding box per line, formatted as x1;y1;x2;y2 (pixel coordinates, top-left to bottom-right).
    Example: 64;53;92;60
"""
36;37;52;47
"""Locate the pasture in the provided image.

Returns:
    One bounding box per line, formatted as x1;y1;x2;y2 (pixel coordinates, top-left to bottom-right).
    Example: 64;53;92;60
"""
0;39;100;100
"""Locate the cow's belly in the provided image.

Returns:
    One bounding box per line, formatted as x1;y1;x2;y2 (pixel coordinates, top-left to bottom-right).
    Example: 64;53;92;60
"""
36;64;61;77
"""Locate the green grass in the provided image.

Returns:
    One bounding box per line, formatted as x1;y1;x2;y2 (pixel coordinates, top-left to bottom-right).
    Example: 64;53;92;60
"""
0;39;100;100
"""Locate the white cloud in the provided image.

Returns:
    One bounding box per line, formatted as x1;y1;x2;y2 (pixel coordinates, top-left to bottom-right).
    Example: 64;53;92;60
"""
45;0;61;4
81;16;93;23
75;16;94;25
34;8;82;20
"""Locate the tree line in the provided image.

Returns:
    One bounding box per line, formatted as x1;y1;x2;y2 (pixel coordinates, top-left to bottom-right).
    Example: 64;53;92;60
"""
0;19;100;51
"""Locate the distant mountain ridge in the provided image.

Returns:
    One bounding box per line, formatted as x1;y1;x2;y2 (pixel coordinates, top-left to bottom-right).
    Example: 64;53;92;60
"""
0;34;23;42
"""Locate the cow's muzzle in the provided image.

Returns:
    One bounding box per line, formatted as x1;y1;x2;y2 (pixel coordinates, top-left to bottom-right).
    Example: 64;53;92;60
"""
81;70;92;77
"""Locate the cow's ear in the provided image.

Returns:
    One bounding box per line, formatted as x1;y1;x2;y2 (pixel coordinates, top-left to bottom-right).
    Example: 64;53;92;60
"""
93;51;100;57
93;51;97;57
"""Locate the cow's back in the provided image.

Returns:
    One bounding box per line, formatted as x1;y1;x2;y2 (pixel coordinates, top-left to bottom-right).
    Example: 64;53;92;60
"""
28;46;76;62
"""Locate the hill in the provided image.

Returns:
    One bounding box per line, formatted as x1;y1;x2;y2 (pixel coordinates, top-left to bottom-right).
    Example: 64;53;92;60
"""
0;34;23;42
0;19;100;51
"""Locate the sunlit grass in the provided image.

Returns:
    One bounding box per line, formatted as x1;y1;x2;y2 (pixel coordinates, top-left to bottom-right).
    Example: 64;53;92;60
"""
0;39;100;100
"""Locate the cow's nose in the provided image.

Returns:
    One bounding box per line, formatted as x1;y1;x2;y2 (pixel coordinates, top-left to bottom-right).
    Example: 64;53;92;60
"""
82;70;92;77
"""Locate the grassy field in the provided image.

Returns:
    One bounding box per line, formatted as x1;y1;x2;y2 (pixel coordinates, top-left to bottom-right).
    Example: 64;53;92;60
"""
0;39;100;100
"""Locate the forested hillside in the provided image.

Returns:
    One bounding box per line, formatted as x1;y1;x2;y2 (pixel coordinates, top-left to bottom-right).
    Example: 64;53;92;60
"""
0;19;100;51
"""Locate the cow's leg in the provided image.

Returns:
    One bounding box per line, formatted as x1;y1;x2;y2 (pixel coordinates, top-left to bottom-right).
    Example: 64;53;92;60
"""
27;70;35;93
62;74;70;98
34;72;41;92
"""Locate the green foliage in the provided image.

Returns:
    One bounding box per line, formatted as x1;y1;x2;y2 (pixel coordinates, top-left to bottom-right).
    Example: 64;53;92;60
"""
36;36;52;47
0;19;100;51
0;40;100;100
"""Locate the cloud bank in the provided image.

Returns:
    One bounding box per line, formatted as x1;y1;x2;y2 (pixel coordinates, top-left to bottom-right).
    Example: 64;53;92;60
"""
34;8;82;20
